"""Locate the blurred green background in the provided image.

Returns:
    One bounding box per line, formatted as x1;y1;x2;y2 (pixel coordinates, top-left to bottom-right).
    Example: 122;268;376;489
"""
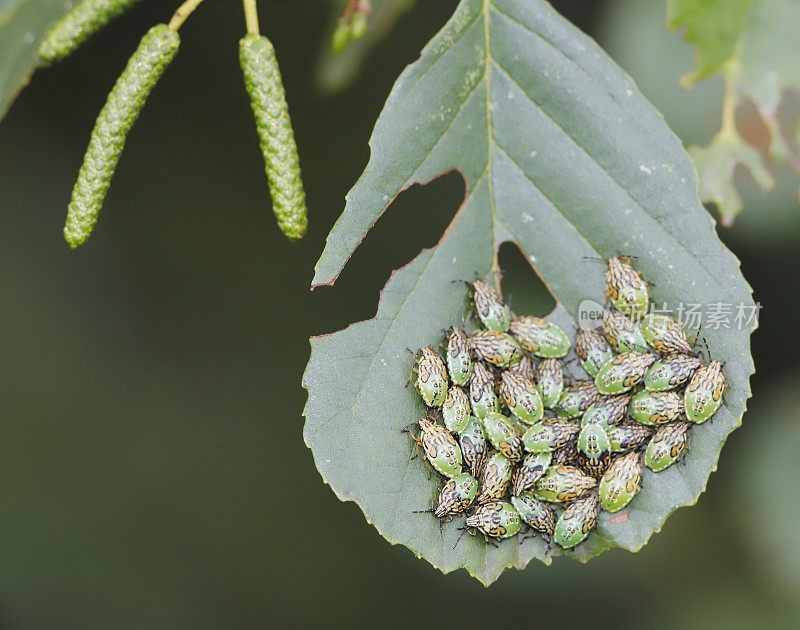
0;0;797;627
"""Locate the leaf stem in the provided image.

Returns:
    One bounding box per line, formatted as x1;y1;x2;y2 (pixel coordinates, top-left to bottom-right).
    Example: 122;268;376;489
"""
720;79;736;138
243;0;260;35
719;59;741;139
169;0;206;31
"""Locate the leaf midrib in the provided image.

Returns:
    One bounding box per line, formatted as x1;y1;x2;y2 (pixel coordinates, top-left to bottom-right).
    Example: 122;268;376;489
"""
483;0;500;288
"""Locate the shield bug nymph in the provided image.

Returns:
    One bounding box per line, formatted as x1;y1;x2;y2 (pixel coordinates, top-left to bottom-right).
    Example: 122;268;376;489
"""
475;452;514;504
575;328;614;377
459;416;490;478
412;347;449;407
554;494;600;549
640;313;693;354
404;416;463;479
533;358;564;409
603;256;649;318
442;386;471;434
645;352;702;392
607;422;654;453
599;451;643;513
534;465;597;503
684;360;726;424
445;326;473;386
603;309;648;354
508;354;536;382
468;361;500;420
511;492;556;537
594;351;657;395
581;394;632;431
522;418;580;454
501;371;544;424
577;416;612;480
512;451;553;495
629;390;684;426
433;472;479;519
577;421;611;461
555;381;600;418
470;279;511;332
645;420;691;472
482;412;524;462
509;316;571;358
462;501;522;542
469;330;523;368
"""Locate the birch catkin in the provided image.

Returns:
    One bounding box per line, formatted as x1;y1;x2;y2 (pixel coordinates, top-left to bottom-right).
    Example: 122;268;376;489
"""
239;34;308;241
64;24;180;248
39;0;145;63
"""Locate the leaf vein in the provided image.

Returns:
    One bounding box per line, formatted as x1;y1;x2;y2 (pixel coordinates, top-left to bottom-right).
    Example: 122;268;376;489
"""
489;58;733;300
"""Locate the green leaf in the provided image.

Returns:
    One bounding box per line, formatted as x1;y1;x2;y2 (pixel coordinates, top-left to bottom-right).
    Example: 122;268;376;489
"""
669;0;800;224
0;0;71;120
303;0;754;585
666;0;753;88
688;129;774;224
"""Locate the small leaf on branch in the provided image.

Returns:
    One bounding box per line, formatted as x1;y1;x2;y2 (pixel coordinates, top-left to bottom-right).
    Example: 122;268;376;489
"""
669;0;800;224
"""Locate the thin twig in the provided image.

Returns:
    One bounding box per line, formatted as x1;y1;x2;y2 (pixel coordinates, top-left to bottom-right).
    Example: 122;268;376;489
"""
243;0;260;35
169;0;206;31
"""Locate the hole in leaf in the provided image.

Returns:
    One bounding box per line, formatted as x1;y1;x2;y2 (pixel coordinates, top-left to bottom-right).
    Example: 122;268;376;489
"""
313;171;466;331
737;98;770;154
497;241;556;318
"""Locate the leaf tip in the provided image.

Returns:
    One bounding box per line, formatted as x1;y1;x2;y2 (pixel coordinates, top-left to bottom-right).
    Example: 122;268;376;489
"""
679;70;700;90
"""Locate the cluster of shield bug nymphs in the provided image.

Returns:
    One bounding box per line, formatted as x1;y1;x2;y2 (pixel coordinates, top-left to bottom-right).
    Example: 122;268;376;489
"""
406;257;727;551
